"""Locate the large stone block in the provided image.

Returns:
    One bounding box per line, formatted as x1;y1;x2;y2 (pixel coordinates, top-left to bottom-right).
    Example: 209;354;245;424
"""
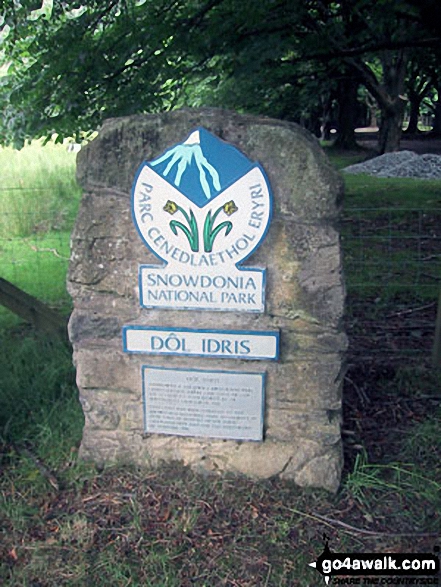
69;108;346;492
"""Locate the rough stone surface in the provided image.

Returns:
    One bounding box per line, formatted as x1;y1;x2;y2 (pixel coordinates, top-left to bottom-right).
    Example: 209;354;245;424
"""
343;150;441;179
68;108;346;492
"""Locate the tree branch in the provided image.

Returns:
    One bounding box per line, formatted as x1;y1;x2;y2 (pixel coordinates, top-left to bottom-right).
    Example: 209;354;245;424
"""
283;35;441;66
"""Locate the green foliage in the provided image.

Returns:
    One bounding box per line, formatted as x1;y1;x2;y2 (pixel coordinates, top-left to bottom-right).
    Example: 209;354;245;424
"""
1;1;441;145
0;0;203;146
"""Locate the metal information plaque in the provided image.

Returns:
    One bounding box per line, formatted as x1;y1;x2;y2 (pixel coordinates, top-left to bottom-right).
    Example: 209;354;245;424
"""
142;366;265;441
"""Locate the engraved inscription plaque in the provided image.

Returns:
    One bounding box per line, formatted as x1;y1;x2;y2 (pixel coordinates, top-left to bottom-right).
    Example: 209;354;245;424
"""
142;366;265;441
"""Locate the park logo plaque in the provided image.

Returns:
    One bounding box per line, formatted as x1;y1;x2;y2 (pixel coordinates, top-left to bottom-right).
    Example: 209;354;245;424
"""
131;128;272;312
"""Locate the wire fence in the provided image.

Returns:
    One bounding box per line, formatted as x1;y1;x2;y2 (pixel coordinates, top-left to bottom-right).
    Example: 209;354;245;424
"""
1;207;440;364
0;179;76;319
341;208;441;291
341;207;441;365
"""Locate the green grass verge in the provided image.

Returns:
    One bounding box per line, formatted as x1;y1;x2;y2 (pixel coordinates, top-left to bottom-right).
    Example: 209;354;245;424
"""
344;174;441;209
321;143;372;170
0;330;84;464
0;141;80;328
325;148;441;299
341;218;441;299
0;231;71;298
0;141;81;238
0;230;73;329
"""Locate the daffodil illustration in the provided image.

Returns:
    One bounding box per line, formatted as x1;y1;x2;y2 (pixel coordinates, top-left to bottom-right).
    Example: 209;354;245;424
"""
223;200;238;216
203;200;238;253
163;200;199;252
163;200;178;215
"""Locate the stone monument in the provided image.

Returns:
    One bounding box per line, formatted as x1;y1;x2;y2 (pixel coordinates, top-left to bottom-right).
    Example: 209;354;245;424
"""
68;108;346;492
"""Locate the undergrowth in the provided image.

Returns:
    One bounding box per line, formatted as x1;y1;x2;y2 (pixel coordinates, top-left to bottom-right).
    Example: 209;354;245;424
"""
0;328;83;466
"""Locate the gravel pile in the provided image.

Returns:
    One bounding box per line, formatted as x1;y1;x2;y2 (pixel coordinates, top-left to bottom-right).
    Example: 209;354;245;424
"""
343;150;441;179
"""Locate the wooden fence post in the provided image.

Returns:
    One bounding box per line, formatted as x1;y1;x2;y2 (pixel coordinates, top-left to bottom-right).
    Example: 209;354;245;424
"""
0;278;68;339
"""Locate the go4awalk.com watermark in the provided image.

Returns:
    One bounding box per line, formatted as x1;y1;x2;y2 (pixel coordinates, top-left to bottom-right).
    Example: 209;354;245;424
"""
308;537;440;585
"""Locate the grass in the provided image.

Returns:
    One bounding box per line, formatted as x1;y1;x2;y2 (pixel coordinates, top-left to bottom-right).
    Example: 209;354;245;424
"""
0;328;84;465
341;218;441;298
344;174;441;209
0;141;81;238
0;142;440;585
0;140;81;328
320;142;373;170
345;448;441;528
323;145;441;300
0;231;71;297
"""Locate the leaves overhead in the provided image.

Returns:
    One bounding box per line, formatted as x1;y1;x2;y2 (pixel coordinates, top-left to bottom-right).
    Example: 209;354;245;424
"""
1;0;441;145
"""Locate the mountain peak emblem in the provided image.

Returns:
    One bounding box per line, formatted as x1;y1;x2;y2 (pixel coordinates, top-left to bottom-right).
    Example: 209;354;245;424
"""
149;128;255;207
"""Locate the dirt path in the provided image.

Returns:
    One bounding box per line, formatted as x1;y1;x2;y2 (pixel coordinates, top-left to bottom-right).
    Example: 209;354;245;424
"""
355;129;441;155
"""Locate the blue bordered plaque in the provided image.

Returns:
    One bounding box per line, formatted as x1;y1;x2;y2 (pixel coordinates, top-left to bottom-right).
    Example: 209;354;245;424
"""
123;326;280;360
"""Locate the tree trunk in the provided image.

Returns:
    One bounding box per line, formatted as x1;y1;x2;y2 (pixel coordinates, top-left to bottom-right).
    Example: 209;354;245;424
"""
430;85;441;136
366;92;379;127
347;49;409;153
404;92;422;134
334;76;359;150
377;50;409;153
320;93;334;141
404;68;432;135
321;121;333;141
378;100;406;153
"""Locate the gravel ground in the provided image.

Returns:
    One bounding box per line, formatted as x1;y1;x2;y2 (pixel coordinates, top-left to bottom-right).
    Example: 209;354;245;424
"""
343;150;441;179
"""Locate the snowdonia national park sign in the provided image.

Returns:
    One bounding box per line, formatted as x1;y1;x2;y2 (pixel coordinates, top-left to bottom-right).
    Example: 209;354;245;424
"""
131;128;272;312
69;109;347;492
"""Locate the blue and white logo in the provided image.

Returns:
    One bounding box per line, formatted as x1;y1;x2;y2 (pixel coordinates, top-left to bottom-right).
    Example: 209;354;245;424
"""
149;128;255;206
132;128;272;312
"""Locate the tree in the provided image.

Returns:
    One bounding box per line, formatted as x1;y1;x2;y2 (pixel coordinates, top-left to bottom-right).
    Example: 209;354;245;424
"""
1;0;441;150
1;0;208;145
199;0;441;152
404;71;432;135
303;2;414;152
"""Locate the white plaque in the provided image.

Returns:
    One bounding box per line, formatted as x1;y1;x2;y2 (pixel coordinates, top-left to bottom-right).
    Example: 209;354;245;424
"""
123;326;279;360
139;265;265;313
142;366;265;441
